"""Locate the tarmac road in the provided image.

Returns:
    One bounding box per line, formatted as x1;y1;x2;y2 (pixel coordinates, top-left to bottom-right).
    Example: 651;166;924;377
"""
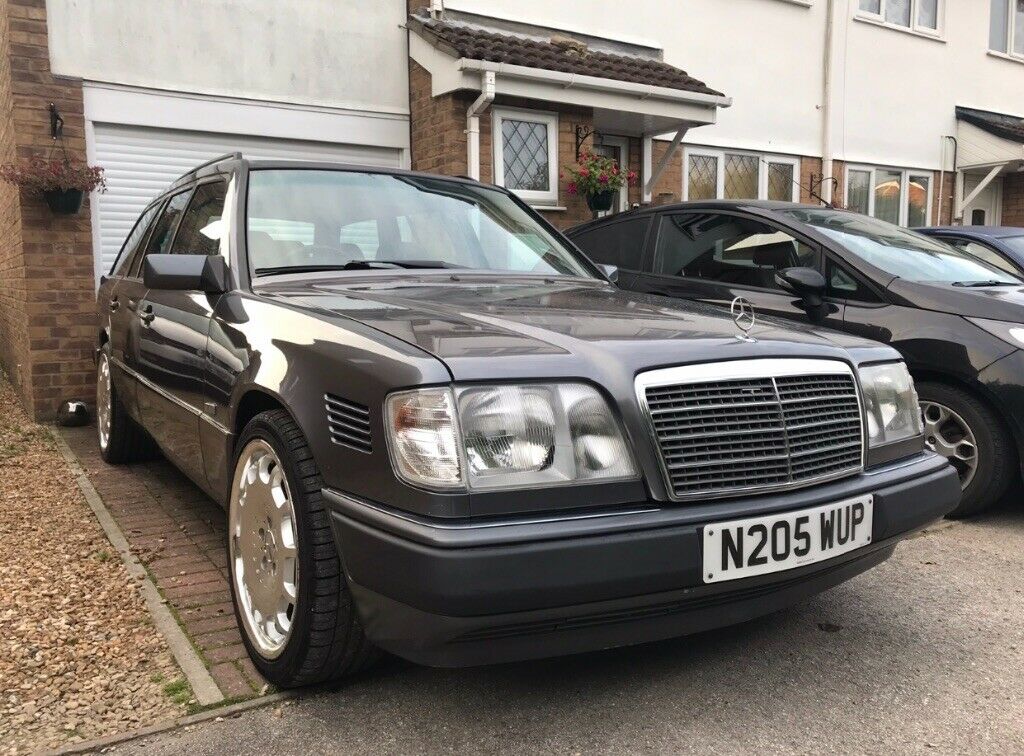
123;505;1024;756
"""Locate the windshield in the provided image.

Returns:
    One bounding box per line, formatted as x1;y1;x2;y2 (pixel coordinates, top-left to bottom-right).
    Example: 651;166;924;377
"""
246;169;594;278
783;209;1023;285
1001;236;1024;259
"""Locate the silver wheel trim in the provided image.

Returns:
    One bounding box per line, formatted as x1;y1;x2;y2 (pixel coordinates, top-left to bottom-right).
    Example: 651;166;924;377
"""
921;400;979;491
229;439;300;660
96;354;112;451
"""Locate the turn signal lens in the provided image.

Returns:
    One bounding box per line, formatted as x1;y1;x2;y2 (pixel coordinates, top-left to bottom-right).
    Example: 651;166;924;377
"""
385;389;462;489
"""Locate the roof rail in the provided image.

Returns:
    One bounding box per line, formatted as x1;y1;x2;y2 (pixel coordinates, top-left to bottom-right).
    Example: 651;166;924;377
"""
175;151;243;182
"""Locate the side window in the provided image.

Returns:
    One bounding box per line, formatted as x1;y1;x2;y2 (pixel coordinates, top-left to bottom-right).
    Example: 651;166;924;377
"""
111;203;161;277
570;217;650;270
655;213;820;292
826;259;880;303
132;190;191;276
946;239;1018;276
171;181;228;256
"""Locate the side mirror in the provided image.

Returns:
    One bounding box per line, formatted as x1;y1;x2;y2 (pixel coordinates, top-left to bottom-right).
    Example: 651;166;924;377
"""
599;264;619;283
143;254;229;293
775;266;826;307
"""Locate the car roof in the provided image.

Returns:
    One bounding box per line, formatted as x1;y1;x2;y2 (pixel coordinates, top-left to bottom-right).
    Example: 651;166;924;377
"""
565;199;846;234
918;225;1024;239
165;155;492;194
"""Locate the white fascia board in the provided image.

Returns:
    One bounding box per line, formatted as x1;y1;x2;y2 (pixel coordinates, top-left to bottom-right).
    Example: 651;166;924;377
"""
82;83;410;152
457;59;732;110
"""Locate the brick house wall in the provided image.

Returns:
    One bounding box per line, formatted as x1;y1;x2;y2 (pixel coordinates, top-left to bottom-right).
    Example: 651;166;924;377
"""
408;60;683;229
1001;172;1024;227
0;0;94;420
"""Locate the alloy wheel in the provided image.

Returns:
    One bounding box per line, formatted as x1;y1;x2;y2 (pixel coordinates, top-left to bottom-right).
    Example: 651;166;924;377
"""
96;354;112;451
229;439;300;659
921;400;979;491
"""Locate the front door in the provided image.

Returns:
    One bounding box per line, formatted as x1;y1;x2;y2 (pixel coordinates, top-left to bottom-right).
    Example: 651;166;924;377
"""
633;211;844;329
964;173;1002;226
136;181;227;490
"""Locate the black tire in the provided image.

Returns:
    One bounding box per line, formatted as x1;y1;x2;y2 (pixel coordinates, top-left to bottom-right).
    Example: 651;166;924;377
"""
917;381;1016;518
228;409;379;688
96;345;156;465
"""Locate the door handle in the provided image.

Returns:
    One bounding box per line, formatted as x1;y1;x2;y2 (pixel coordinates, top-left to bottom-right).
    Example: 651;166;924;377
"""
109;297;120;312
139;303;155;325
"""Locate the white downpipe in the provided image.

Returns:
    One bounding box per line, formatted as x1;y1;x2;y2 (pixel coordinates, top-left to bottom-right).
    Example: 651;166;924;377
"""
466;71;495;181
820;0;836;204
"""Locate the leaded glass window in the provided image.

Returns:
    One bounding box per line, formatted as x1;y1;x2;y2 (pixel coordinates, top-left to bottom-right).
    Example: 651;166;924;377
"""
723;154;759;200
687;155;718;200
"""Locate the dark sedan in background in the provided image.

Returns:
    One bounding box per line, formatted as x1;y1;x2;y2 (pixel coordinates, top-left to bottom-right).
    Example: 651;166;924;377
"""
569;202;1024;517
916;225;1024;278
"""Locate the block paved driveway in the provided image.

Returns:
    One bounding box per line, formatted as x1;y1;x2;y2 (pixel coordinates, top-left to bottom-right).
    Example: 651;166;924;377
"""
62;428;266;700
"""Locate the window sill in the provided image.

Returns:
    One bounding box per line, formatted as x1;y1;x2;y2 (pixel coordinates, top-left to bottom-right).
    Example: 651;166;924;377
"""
853;14;945;43
772;0;812;6
987;50;1024;66
531;205;568;212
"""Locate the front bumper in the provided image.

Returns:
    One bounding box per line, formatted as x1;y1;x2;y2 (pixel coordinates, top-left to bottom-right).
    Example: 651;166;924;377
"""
325;452;959;667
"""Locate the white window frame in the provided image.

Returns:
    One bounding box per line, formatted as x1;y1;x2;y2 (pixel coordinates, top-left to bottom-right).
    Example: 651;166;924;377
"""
989;0;1024;59
843;164;934;226
492;107;559;205
855;0;944;38
682;147;800;203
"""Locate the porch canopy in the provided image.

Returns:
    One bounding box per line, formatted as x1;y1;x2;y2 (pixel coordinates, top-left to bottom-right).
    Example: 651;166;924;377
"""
408;9;731;200
955;106;1024;218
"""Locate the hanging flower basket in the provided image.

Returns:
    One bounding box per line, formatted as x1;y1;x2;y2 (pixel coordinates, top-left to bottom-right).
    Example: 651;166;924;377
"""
43;188;85;215
564;150;637;212
0;157;106;216
586;190;616;212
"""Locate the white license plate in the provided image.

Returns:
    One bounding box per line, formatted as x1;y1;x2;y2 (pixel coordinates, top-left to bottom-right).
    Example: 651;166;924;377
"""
702;495;874;584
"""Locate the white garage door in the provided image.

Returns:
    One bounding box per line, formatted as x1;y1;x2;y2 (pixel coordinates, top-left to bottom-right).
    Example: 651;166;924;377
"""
92;123;403;276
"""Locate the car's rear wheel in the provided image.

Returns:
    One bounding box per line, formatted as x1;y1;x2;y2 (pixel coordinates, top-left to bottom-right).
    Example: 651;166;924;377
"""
96;346;155;464
917;381;1015;518
228;409;379;688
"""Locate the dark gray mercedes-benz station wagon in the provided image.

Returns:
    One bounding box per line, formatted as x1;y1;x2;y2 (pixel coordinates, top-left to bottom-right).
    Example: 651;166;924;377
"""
95;155;960;688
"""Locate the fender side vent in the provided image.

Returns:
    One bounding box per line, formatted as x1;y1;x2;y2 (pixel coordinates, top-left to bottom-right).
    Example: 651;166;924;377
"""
324;394;372;453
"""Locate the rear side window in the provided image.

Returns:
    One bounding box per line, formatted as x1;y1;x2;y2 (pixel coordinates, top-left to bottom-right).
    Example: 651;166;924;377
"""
132;191;191;277
570;217;650;270
172;181;228;256
111;203;160;277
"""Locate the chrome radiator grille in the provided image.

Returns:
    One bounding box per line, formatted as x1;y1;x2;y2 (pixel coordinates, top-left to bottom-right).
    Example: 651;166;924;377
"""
639;360;864;500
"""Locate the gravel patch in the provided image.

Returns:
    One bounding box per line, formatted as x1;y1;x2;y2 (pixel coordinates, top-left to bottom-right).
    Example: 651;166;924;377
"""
0;377;186;753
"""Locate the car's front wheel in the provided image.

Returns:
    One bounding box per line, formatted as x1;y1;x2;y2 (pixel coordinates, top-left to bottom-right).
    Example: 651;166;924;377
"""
917;381;1015;518
228;409;378;688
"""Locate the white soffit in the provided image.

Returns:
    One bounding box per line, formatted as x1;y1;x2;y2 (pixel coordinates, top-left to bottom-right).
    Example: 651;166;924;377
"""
956;120;1024;170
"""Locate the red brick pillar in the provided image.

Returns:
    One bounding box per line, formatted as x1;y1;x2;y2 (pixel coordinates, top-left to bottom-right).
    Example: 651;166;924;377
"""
0;0;95;420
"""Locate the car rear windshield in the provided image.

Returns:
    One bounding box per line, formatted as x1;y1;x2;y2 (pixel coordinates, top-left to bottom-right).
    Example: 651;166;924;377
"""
246;169;593;278
783;209;1023;285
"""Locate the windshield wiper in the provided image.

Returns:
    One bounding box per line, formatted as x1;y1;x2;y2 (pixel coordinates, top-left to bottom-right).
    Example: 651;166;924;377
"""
254;260;466;277
951;280;1020;287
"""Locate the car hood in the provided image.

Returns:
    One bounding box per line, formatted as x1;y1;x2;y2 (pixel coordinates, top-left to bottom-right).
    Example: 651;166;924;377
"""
258;275;895;381
888;279;1024;321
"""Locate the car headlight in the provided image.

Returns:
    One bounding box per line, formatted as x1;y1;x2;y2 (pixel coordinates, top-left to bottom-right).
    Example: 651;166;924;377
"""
386;383;637;491
858;362;922;447
966;316;1024;348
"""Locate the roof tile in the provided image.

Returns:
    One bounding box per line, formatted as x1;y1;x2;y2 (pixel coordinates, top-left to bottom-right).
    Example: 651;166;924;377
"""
412;15;724;98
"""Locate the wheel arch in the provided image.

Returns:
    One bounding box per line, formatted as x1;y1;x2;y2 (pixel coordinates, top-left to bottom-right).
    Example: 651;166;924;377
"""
910;368;1022;470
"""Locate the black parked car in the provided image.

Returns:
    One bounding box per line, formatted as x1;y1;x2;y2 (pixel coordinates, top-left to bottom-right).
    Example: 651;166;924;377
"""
916;225;1024;277
97;161;958;688
569;201;1024;516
